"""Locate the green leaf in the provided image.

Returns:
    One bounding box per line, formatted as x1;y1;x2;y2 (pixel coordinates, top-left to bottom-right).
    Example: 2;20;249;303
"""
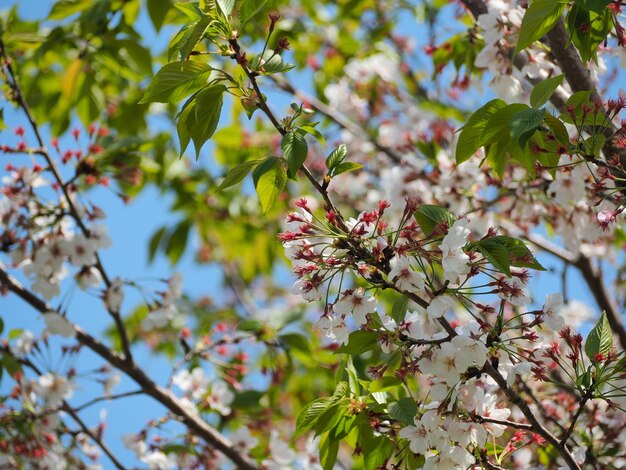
216;159;261;191
216;0;235;16
252;157;287;214
326;144;347;170
574;0;611;14
279;333;311;353
480;104;528;146
174;2;203;20
175;16;211;60
516;0;567;53
295;397;333;438
165;221;191;265
585;311;613;361
391;294;409;324
455;99;506;164
414;205;456;236
544;113;570;145
281;130;308;178
300;125;325;145
331;161;362;176
530;75;564;108
140;61;212;104
1;353;22;376
509;108;547;148
147;0;173;31
363;436;395;470
48;0;92;20
474;236;545;277
319;431;340;470
566;6;612;62
148;226;167;263
475;238;512;276
231;390;264;409
388;397;417;425
239;0;268;23
335;330;379;355
177;85;225;157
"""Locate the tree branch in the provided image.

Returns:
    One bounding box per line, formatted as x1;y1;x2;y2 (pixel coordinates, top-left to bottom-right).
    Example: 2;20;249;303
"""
0;268;258;470
0;39;133;363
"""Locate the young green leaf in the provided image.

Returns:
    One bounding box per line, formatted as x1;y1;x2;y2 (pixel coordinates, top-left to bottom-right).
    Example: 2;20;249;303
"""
281;130;308;178
239;0;268;23
216;159;261;191
414;205;456;236
140;61;212;104
516;0;567;53
530;74;564;108
455;99;506;164
295;397;333;438
326;144;347;170
331;161;363;176
252;157;287;214
585;311;613;361
216;0;235;16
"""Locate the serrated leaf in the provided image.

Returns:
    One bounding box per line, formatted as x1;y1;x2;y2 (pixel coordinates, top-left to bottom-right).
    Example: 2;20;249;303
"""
335;330;379;355
455;99;506;164
480;103;529;146
331;161;363;176
176;16;211;60
326;144;347;170
295;398;333;438
140;61;212;104
216;159;261;191
585;311;613;361
216;0;235;16
252;157;287;214
530;75;564;108
388;397;417;425
414;205;456;236
177;85;225;158
509;107;546;147
476;238;512;276
239;0;268;23
300;125;325;145
516;0;567;53
474;236;545;277
281;130;308;178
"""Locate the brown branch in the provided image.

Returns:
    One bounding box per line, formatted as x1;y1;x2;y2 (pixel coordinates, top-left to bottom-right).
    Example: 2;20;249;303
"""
0;268;258;470
0;39;133;363
559;387;593;448
473;415;533;431
63;405;127;470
